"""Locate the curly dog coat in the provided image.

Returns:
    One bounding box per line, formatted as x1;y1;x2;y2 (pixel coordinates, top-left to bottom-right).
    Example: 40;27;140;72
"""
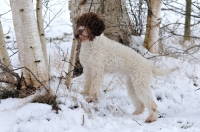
75;12;176;123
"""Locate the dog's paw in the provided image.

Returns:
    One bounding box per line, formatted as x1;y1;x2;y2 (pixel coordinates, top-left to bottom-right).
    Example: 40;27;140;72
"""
145;113;158;123
86;96;97;103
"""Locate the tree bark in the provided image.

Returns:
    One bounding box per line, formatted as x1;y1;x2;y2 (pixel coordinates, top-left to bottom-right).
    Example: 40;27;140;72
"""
10;0;48;88
65;38;78;88
0;20;15;88
103;0;135;45
144;0;161;54
184;0;191;41
36;0;48;66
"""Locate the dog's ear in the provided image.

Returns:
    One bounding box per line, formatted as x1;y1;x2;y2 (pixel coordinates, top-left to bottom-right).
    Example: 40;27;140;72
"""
76;12;105;36
87;12;105;36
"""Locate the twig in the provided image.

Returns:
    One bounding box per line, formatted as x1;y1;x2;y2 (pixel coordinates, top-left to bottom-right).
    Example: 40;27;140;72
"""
0;61;20;83
118;106;125;114
14;67;49;92
81;114;85;125
132;118;142;126
0;78;17;85
195;88;200;91
0;10;11;17
9;51;18;58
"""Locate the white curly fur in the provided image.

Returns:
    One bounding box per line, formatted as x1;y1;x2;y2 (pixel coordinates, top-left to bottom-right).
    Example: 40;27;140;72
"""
79;34;176;123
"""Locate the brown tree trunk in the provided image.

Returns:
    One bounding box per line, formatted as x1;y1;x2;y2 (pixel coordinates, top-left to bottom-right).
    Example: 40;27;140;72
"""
184;0;191;41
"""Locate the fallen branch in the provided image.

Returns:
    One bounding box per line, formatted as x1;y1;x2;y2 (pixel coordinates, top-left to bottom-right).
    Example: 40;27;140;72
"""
0;60;20;87
132;118;142;126
13;66;49;93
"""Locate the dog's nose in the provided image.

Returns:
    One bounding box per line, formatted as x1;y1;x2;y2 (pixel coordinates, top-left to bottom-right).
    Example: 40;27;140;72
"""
78;29;84;35
75;29;84;39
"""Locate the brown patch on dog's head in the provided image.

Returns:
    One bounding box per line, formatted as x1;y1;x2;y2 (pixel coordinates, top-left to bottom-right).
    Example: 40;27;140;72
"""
75;12;105;41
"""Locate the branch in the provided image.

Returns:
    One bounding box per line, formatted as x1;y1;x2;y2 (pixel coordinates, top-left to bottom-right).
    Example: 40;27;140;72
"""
0;61;20;83
0;78;17;85
170;30;200;39
162;8;200;18
13;66;49;92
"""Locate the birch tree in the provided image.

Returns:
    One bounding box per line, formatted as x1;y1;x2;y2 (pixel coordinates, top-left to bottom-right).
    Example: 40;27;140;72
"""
36;0;48;66
0;20;15;88
10;0;48;88
144;0;162;54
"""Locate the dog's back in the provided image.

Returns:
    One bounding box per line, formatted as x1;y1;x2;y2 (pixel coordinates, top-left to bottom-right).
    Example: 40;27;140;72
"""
81;34;152;75
81;34;176;77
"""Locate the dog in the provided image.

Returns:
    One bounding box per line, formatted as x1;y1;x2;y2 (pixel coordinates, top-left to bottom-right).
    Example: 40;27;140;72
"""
74;12;177;123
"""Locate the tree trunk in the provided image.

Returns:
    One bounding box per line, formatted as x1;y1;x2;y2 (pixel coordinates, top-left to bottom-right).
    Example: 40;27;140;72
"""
68;0;136;78
0;20;15;88
36;0;48;66
10;0;48;88
184;0;191;41
144;0;161;54
103;0;136;45
65;38;78;88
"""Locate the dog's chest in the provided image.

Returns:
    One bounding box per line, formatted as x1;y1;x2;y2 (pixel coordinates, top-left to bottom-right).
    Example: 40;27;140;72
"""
79;43;94;66
79;41;104;67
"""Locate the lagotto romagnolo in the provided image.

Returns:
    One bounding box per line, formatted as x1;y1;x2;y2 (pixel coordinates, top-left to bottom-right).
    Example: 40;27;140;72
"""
75;12;177;123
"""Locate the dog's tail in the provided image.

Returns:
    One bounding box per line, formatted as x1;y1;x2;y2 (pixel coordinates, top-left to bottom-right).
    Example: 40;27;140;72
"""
152;66;178;76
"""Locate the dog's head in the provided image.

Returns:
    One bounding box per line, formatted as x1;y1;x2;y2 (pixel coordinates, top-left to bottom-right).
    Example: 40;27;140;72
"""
75;12;105;42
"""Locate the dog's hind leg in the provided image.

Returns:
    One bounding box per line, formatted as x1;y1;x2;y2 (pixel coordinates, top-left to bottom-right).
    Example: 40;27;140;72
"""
131;76;158;123
86;67;104;102
126;76;144;115
82;67;91;95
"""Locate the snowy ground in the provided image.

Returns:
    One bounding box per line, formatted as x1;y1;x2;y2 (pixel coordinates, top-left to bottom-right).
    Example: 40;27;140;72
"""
1;0;200;132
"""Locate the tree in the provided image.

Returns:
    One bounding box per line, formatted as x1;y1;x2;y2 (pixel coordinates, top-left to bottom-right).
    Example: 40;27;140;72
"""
144;0;162;54
36;0;48;66
126;0;148;36
184;0;192;41
102;0;136;45
160;0;200;43
0;20;15;88
10;0;49;88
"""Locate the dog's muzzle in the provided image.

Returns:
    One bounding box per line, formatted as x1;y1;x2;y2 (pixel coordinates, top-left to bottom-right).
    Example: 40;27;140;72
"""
75;29;84;40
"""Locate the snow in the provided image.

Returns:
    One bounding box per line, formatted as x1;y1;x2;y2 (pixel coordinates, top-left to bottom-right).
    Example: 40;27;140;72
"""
1;0;200;132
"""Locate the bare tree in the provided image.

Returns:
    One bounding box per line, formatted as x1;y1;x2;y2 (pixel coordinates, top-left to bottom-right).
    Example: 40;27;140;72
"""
36;0;48;66
160;0;200;42
184;0;192;41
0;20;15;88
144;0;162;54
10;0;49;88
126;0;148;36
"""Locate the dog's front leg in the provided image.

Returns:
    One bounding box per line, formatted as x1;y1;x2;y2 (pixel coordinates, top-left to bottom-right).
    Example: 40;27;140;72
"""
86;67;104;102
81;67;91;95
